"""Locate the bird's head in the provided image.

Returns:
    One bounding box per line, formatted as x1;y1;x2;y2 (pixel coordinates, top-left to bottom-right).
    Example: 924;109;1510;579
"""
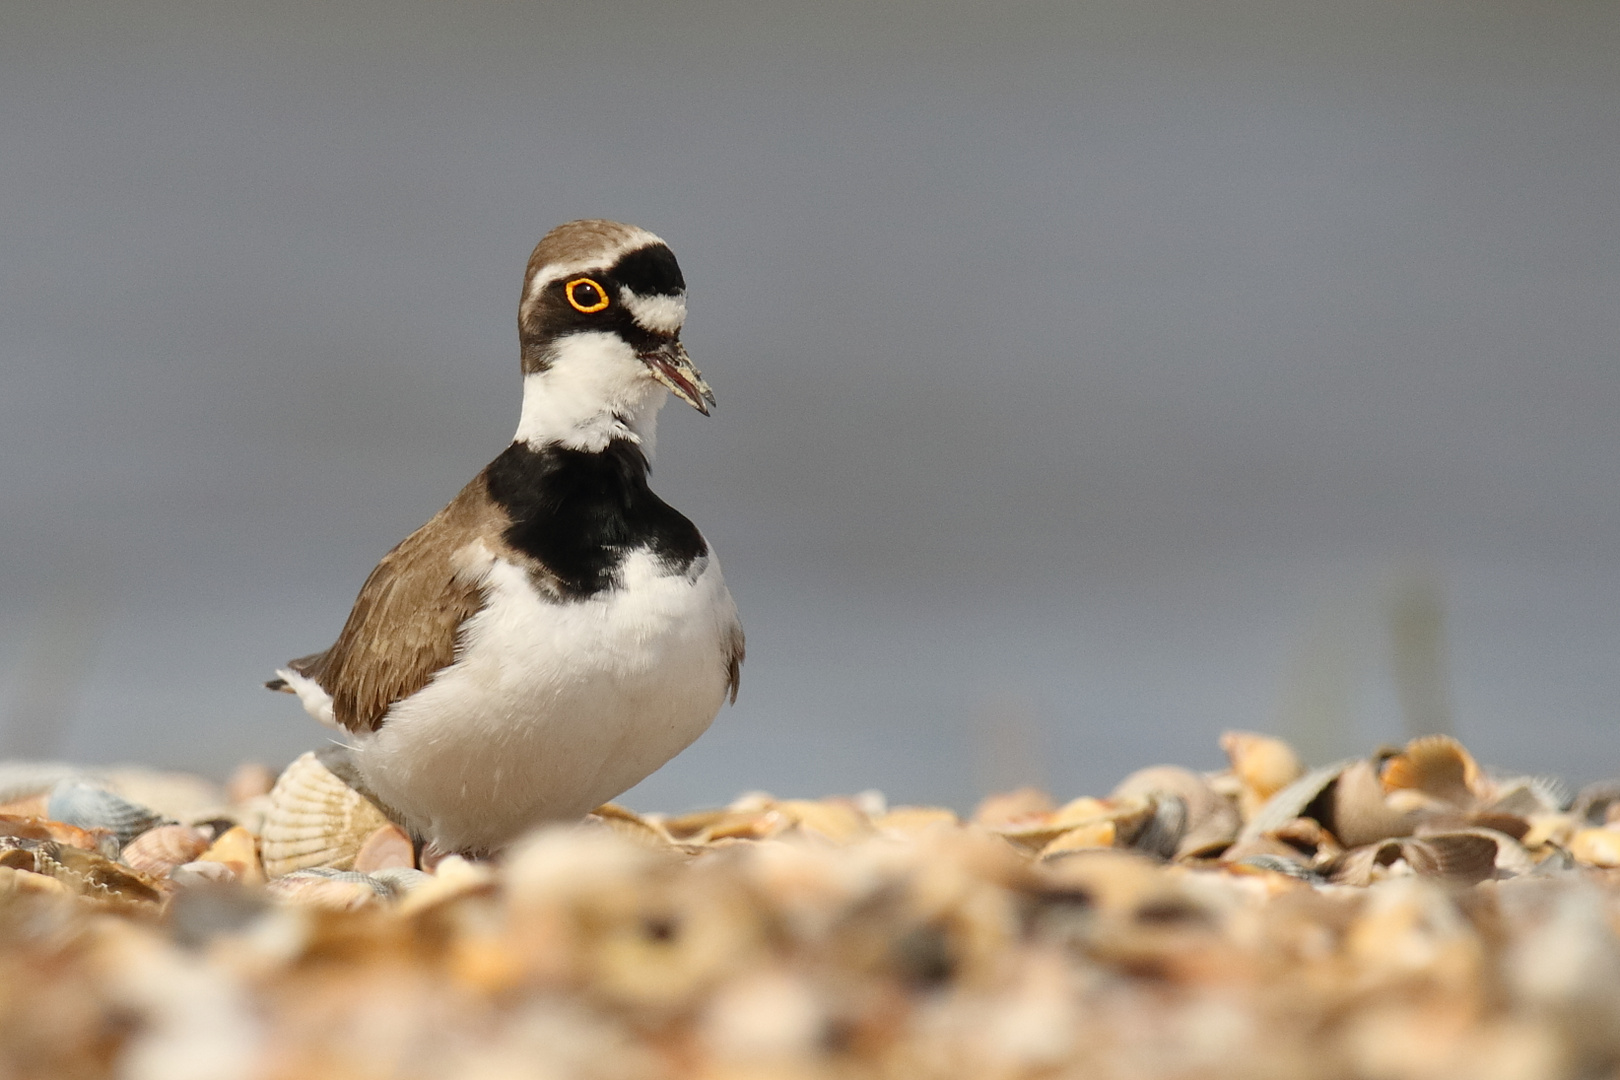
517;220;714;417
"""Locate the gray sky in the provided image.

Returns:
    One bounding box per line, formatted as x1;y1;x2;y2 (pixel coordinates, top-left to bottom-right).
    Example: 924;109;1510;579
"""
2;0;1618;809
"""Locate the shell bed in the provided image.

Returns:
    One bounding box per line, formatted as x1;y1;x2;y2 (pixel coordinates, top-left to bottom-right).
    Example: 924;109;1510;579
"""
4;733;1620;1079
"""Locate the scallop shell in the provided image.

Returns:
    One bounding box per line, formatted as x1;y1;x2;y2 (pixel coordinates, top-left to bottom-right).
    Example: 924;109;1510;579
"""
1329;832;1498;886
45;780;170;848
266;867;392;909
120;824;213;879
260;751;394;878
1380;735;1482;807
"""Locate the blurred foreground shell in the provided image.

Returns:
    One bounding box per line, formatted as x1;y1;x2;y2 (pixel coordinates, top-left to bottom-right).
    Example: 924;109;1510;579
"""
260;751;395;878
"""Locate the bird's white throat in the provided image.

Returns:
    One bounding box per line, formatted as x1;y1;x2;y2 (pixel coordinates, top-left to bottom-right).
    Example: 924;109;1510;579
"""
514;331;668;455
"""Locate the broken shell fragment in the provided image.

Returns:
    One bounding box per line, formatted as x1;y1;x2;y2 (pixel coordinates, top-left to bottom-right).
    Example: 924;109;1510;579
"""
259;751;394;878
198;825;264;885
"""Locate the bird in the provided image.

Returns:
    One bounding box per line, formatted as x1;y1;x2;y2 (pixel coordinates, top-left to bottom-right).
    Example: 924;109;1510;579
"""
268;219;744;856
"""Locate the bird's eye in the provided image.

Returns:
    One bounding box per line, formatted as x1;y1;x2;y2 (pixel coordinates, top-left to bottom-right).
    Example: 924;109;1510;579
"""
565;277;610;313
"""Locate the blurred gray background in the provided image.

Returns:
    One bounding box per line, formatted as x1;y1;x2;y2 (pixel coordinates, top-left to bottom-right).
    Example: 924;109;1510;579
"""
2;0;1617;811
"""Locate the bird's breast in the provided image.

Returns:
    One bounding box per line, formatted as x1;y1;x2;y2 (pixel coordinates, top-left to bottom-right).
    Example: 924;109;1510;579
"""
352;546;738;853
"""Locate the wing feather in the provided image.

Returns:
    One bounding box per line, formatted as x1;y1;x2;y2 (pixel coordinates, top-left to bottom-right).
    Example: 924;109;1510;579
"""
295;477;506;733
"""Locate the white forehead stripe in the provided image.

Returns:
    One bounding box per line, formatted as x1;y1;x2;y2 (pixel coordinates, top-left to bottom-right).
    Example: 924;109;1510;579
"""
620;289;686;334
520;228;666;320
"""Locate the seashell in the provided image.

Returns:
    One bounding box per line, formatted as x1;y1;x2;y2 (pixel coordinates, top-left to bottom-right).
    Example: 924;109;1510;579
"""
588;804;679;851
1329;832;1498;886
169;860;240;887
1;834;164;905
225;762;277;804
1567;827;1620;868
120;824;212;879
265;868;388;910
1237;759;1355;844
1380;735;1482;807
1326;759;1422;848
874;806;959;837
1519;812;1577;851
774;799;873;844
198;825;264;885
997;795;1157;854
353;822;416;873
973;788;1056;829
1038;820;1116;858
0;795;50;819
1112;765;1240;858
0;863;72;899
259;751;394;878
1569;780;1620;826
1219;731;1306;818
45;780;170;848
1225;816;1346;870
1123;793;1187;860
396;854;496;916
368;866;431;894
99;767;228;824
1;812;120;859
1233;853;1323;882
1420;827;1536;877
1485;774;1568;817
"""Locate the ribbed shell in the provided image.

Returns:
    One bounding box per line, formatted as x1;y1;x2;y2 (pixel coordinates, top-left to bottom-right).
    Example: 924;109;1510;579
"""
46;780;170;849
121;824;213;879
260;752;394;878
266;867;392;910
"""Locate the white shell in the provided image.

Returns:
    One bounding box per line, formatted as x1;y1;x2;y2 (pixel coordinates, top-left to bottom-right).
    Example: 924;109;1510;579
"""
259;751;395;878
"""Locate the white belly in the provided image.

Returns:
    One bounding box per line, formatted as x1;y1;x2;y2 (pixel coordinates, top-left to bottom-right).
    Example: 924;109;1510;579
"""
352;547;737;853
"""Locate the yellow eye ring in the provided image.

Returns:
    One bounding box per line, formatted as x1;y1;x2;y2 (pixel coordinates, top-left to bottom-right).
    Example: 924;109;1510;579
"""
565;277;611;313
